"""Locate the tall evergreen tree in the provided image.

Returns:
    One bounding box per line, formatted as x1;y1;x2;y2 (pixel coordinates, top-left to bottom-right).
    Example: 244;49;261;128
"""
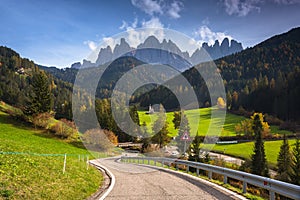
129;105;140;126
174;110;191;153
151;104;171;148
26;70;52;115
172;111;181;129
188;132;203;162
151;120;170;148
291;138;300;185
276;134;292;182
251;114;269;177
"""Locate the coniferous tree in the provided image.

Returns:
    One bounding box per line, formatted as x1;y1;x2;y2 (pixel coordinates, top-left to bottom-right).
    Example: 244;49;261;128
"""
129;105;140;126
151;105;171;148
174;110;190;153
188;132;203;162
251;114;269;177
276;134;292;182
172;111;181;129
26;70;52;115
128;105;141;140
151;120;170;149
291;138;300;185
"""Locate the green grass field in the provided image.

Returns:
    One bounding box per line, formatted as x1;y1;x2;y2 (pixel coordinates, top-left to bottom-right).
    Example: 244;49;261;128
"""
0;110;102;199
138;107;291;137
202;139;297;166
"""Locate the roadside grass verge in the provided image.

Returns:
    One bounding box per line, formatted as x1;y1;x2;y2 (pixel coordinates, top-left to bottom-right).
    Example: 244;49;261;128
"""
0;111;102;199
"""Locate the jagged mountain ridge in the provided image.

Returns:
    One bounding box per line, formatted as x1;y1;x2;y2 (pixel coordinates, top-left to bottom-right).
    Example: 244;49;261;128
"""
73;36;243;71
134;27;300;121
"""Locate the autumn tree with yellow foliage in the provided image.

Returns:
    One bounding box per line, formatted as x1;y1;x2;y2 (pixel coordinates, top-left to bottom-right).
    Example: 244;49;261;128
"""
235;112;270;138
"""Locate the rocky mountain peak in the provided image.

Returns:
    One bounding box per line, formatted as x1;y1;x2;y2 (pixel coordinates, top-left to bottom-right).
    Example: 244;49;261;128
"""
73;36;243;70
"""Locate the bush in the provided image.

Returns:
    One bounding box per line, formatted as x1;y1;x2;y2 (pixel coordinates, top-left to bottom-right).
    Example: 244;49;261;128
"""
32;112;53;129
81;128;118;151
264;114;283;126
50;119;78;139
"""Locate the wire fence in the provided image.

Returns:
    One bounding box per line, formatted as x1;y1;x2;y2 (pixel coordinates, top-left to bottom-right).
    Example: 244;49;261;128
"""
0;151;94;174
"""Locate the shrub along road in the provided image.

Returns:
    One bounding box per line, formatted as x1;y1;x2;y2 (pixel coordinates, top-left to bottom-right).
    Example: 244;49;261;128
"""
92;156;246;200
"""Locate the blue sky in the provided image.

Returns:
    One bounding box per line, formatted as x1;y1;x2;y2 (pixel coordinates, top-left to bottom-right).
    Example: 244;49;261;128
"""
0;0;299;68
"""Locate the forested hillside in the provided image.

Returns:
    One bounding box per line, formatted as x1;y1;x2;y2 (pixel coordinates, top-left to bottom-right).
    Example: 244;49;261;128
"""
0;46;73;120
136;28;300;122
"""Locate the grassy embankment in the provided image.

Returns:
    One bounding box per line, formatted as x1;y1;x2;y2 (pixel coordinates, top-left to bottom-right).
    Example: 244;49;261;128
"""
0;103;103;199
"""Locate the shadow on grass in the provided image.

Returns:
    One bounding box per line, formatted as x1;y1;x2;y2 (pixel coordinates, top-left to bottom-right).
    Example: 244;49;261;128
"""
0;112;34;131
0;112;88;151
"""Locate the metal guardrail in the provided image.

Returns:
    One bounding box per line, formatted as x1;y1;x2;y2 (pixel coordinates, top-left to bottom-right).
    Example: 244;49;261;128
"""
121;156;300;200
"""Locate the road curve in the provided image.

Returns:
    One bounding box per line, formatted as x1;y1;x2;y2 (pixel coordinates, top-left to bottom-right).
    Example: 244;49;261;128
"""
92;157;246;200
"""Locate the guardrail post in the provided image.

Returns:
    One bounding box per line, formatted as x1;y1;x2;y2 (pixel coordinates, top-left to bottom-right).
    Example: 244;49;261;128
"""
269;191;275;200
208;171;212;179
242;181;247;194
126;156;300;199
223;175;228;184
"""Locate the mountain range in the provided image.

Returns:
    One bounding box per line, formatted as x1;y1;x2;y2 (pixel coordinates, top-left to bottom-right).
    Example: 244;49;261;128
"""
72;36;243;71
1;27;299;123
135;27;300;122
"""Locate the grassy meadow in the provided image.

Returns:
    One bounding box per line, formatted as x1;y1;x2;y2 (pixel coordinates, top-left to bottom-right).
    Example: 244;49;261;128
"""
138;107;291;137
0;110;102;199
202;139;297;166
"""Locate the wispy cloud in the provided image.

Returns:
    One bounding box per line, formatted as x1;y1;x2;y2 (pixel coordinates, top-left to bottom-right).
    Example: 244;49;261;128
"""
222;0;261;16
222;0;300;16
120;17;165;47
273;0;300;4
167;1;184;19
131;0;163;15
193;25;233;46
131;0;184;19
83;40;97;51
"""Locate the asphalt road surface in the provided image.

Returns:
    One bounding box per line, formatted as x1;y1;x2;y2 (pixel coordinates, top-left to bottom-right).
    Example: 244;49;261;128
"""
93;157;246;200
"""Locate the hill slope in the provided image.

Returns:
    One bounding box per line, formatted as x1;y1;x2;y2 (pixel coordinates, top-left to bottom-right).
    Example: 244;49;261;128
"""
0;106;102;199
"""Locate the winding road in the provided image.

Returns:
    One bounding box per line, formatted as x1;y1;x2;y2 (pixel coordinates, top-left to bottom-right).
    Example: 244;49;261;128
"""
91;157;246;200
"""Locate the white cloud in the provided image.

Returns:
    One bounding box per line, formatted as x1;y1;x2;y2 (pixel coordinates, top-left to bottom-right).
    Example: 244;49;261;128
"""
131;0;183;19
141;17;164;29
194;26;233;46
125;17;165;47
83;40;97;51
131;0;163;15
202;17;210;25
167;1;183;19
102;37;117;48
273;0;300;4
223;0;260;16
119;20;128;30
119;18;138;30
